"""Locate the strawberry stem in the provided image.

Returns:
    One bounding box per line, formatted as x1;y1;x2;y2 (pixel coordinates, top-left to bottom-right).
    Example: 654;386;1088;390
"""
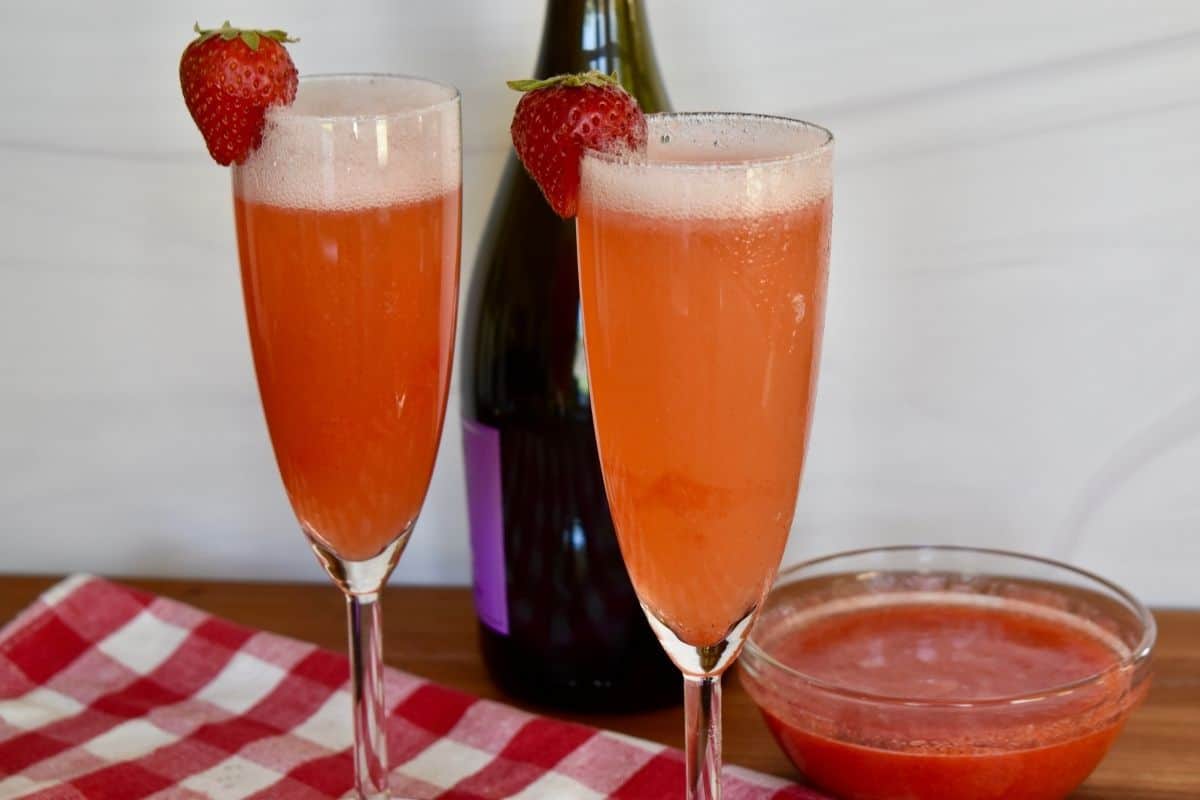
192;21;298;50
507;70;619;93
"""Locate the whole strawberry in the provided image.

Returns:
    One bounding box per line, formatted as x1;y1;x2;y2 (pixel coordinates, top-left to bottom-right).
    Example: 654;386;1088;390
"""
508;71;647;218
180;21;298;166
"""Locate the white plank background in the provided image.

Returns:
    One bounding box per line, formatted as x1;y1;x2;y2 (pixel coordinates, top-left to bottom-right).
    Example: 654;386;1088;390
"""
1;2;1197;605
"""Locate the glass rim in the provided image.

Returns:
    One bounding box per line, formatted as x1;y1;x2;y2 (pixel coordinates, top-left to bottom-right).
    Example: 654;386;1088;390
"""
279;72;461;123
743;544;1157;708
581;111;833;171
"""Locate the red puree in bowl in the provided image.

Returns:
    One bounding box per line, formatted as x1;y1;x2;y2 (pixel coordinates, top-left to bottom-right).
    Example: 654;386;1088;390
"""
753;594;1141;800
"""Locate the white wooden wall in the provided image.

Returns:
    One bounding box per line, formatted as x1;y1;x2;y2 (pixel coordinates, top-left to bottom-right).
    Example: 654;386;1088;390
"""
2;2;1197;605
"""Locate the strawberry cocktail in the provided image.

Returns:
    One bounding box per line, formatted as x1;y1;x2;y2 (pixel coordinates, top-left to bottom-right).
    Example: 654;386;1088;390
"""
181;24;462;798
505;72;835;800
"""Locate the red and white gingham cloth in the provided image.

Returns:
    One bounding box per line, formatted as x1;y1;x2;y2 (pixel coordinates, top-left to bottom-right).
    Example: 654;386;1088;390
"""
0;576;827;799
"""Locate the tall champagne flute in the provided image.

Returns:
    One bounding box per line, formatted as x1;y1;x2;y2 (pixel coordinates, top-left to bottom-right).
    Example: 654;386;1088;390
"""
576;113;833;799
232;74;461;798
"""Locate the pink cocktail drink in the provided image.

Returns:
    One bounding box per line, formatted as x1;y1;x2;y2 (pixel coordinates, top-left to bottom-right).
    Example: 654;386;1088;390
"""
577;113;834;799
232;74;461;796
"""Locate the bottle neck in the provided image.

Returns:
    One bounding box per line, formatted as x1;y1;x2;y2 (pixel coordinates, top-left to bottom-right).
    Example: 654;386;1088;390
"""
533;0;670;112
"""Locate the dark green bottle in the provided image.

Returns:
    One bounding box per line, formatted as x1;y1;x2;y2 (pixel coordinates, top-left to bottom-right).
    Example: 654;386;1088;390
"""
461;0;678;711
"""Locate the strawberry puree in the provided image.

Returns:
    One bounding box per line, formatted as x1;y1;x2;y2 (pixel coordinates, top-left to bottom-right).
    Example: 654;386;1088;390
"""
751;595;1144;800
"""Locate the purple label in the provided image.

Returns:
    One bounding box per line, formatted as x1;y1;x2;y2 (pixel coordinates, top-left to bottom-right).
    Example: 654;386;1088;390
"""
463;419;509;634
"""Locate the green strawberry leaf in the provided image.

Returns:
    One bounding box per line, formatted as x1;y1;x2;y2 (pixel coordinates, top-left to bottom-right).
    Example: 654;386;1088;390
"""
191;21;297;47
507;70;619;93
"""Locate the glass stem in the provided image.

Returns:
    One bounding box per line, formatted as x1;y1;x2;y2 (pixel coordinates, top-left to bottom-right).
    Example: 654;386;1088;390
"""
347;591;388;798
684;674;722;800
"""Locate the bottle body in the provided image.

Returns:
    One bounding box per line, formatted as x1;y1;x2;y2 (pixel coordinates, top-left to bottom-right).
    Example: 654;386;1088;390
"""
461;0;679;710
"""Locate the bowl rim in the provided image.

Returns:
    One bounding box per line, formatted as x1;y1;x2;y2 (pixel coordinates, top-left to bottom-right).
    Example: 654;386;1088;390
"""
743;544;1157;708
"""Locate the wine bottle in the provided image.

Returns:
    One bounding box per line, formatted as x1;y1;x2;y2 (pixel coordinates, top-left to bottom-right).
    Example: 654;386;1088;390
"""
461;0;678;711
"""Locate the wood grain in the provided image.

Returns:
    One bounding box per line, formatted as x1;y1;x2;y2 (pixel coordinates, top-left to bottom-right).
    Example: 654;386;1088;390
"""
1;576;1196;797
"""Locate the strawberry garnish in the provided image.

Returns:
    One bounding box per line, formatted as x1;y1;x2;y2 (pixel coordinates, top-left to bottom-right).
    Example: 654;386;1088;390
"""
180;21;298;166
508;71;647;218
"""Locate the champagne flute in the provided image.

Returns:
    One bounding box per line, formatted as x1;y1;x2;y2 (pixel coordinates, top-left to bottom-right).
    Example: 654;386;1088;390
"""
576;112;833;799
232;74;461;798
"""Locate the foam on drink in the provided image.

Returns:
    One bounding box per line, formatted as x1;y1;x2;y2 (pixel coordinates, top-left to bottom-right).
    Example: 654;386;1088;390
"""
234;75;461;211
580;114;832;220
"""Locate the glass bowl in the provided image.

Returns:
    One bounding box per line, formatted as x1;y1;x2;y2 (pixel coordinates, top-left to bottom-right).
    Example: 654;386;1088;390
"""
740;545;1155;800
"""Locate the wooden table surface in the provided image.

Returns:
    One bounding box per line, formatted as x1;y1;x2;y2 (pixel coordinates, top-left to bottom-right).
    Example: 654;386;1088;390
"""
2;577;1197;798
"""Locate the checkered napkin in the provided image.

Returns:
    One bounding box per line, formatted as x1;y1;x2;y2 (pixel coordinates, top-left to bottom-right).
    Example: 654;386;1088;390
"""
0;576;826;800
